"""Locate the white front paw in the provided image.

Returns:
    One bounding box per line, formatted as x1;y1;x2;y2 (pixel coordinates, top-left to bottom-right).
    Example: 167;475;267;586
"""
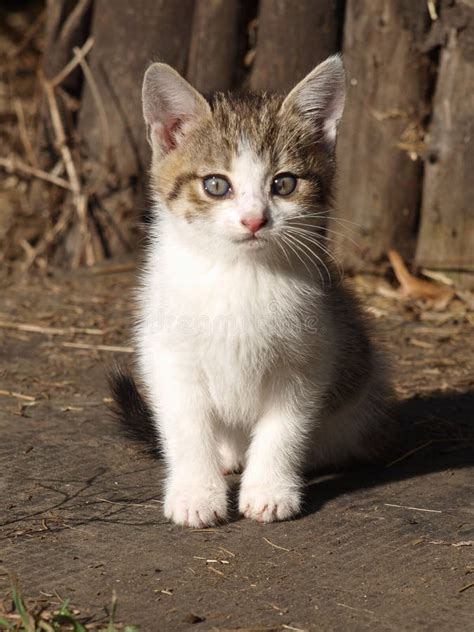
164;483;228;528
239;483;302;523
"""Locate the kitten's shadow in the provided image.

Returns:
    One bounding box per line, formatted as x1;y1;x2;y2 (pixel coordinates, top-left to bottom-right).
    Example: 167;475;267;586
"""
302;390;474;516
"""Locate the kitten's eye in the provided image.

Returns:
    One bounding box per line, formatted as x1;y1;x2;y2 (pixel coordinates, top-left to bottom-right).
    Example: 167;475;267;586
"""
272;173;297;197
203;175;231;197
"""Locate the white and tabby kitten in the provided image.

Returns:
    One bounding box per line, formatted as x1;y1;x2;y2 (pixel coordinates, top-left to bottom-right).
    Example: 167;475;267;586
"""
111;55;391;527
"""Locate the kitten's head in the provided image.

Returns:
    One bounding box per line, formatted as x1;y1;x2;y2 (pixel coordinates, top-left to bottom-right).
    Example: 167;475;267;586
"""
142;56;345;261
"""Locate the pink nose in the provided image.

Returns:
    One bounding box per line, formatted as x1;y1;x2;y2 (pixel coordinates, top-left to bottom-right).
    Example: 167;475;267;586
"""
241;216;267;234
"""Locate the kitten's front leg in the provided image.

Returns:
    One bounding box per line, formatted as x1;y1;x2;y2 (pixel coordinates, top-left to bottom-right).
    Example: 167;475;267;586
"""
152;365;227;528
239;397;314;523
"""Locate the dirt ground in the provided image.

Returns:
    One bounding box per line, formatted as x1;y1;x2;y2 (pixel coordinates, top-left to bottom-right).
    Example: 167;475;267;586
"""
0;264;473;631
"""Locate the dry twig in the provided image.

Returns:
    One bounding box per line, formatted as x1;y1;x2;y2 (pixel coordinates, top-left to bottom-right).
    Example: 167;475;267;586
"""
14;98;38;166
43;79;94;266
0;320;104;336
386;440;434;467
72;43;111;189
90;262;136;275
22;207;74;270
50;36;94;88
0;389;36;402
263;537;290;552
384;503;442;514
61;341;134;353
0;156;71;191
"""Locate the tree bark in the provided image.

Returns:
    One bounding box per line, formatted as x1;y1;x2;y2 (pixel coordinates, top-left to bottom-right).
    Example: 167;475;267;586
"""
416;0;474;285
332;0;431;270
250;0;342;92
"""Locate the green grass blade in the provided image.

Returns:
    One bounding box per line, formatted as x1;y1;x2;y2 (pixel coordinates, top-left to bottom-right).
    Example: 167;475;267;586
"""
58;599;71;615
106;591;117;632
11;586;34;632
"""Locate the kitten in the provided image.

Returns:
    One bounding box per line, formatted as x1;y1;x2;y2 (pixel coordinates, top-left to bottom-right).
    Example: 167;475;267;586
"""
110;55;391;527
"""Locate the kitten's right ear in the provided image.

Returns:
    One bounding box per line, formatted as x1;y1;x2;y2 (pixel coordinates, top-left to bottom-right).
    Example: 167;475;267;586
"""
142;63;210;157
281;55;345;150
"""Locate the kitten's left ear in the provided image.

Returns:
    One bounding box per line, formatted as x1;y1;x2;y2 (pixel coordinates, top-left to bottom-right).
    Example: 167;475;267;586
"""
281;55;345;149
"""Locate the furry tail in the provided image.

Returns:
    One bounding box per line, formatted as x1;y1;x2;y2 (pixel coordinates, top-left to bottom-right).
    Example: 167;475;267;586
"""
108;365;160;456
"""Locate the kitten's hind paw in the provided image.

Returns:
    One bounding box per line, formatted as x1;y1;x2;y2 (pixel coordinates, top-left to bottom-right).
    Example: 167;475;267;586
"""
239;484;301;523
164;484;228;528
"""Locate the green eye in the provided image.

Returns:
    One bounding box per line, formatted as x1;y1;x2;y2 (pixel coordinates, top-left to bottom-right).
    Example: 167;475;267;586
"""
272;173;297;196
203;175;231;197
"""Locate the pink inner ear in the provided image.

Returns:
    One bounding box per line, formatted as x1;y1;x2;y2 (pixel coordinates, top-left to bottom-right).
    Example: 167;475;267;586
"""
162;117;185;152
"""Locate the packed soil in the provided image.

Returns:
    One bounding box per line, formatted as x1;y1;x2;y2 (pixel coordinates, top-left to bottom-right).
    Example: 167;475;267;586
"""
0;264;473;632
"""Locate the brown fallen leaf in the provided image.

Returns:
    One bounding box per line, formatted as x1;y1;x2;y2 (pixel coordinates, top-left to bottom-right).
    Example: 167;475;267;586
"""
388;250;454;301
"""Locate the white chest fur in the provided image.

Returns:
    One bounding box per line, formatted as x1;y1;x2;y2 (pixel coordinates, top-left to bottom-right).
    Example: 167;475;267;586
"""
137;223;326;425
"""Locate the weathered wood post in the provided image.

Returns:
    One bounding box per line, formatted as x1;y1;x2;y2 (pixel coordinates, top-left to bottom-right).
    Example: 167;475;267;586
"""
250;0;342;92
332;0;431;270
416;0;474;287
187;0;242;94
74;0;196;259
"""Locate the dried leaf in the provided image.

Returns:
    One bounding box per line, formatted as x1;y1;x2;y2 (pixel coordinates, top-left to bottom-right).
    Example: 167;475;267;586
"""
388;250;454;301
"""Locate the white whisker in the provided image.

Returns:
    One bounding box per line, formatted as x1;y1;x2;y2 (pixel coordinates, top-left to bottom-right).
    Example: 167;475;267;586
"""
274;235;292;268
285;228;341;282
286;227;339;261
286;222;361;251
280;233;315;281
284;232;329;286
286;211;361;233
294;211;363;228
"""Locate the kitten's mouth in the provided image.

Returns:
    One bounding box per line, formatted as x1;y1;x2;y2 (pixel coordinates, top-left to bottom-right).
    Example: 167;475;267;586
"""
234;234;267;248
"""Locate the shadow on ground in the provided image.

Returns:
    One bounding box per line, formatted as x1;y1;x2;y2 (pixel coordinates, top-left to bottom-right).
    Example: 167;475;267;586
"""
305;390;474;515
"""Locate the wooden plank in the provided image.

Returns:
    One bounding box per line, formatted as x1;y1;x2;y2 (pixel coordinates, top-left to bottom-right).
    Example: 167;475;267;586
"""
416;0;474;281
332;0;430;270
187;0;241;94
250;0;342;92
